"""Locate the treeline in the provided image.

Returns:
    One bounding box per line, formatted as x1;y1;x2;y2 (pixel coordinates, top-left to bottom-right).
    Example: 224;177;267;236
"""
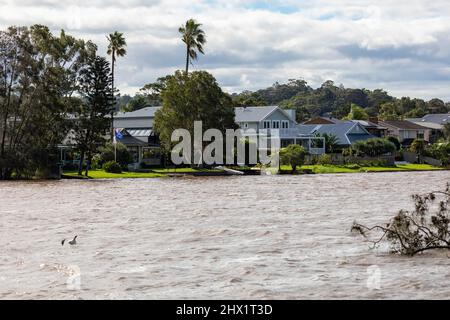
231;79;450;122
0;25;115;179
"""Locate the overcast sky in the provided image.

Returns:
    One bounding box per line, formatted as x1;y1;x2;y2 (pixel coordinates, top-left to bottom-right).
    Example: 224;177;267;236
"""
1;0;450;100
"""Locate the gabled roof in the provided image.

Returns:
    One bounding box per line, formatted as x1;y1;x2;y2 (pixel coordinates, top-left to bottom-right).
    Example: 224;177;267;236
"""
406;120;443;130
115;106;162;119
235;106;277;122
296;122;374;146
303;117;345;125
351;120;387;130
379;120;428;130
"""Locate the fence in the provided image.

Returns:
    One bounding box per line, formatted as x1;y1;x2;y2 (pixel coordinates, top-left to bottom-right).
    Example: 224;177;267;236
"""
402;151;442;166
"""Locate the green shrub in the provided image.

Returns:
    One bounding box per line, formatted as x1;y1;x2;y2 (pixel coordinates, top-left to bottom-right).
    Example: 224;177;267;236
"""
98;143;133;168
280;144;307;172
352;138;396;157
102;161;122;173
426;142;450;165
317;154;332;165
387;136;401;151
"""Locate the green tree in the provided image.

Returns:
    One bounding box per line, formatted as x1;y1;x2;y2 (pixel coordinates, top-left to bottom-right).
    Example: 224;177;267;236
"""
0;25;96;179
232;90;267;107
410;139;427;163
379;102;400;120
121;94;149;112
107;31;127;134
75;56;114;176
280;144;307;173
343;103;369;120
154;70;236;157
140;75;172;106
179;19;206;73
427;98;447;114
443;123;450;141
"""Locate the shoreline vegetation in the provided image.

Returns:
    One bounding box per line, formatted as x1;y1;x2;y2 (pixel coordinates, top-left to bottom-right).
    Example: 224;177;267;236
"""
61;163;446;179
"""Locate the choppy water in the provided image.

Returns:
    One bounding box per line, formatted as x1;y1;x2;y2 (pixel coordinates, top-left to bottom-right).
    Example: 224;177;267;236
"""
1;171;450;299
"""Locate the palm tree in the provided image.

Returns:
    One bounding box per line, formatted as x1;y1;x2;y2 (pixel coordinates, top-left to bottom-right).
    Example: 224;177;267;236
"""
107;31;127;138
179;19;206;73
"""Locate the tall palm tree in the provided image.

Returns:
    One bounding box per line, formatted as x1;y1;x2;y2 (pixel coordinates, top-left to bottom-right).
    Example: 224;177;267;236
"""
107;31;127;138
179;19;206;73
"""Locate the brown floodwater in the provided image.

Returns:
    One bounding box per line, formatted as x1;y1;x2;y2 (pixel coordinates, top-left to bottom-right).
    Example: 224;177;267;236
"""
1;171;450;299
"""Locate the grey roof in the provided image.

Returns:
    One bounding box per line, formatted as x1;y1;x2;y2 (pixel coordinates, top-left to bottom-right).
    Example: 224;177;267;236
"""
351;120;387;129
406;120;443;130
303;116;346;124
116;105;295;123
296;122;374;146
379;120;429;130
414;113;450;125
235;106;279;122
115;107;161;119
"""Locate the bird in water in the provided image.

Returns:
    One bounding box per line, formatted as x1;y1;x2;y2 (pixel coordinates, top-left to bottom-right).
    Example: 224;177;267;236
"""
61;236;78;246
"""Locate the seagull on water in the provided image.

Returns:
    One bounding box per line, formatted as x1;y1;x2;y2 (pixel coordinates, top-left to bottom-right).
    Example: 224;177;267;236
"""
62;236;78;246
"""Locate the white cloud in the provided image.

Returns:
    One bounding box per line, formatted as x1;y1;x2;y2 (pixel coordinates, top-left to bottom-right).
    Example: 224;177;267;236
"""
1;0;450;100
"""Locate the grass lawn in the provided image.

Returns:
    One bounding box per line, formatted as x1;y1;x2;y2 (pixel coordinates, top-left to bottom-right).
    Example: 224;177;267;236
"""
281;164;445;174
151;167;223;173
64;170;164;179
63;167;224;179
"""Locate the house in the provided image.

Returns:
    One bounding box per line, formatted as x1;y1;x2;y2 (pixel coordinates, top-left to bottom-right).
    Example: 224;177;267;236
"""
113;105;327;165
296;122;376;149
114;107;162;165
235;106;325;154
378;120;431;146
304;116;387;138
303;116;345;125
407;113;450;142
350;119;388;138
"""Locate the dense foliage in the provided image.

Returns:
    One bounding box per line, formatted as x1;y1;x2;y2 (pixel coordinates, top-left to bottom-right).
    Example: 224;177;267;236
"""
280;144;307;172
74;56;114;176
102;160;122;173
98;142;133;168
231;79;449;121
352;138;396;157
0;25;97;179
154;70;236;153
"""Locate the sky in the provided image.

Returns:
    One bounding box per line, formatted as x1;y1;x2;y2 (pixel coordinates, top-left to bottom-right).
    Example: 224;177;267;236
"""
1;0;450;100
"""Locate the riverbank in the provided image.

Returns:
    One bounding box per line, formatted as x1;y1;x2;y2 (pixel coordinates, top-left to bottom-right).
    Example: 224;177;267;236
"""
62;167;223;179
61;163;446;179
280;163;445;174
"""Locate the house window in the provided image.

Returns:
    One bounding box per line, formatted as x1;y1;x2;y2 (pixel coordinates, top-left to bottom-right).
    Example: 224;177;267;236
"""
272;120;280;129
263;120;271;129
243;123;249;129
418;130;424;140
282;120;289;129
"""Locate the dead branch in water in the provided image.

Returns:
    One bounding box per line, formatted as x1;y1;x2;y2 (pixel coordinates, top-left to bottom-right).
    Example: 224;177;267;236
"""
352;183;450;256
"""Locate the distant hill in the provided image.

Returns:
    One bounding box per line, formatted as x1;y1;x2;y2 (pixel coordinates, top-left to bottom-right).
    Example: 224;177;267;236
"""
231;79;449;122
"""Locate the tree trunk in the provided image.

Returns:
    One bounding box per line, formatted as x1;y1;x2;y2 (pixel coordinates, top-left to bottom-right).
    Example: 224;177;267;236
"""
78;151;85;176
85;151;91;177
110;51;115;141
185;46;190;74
